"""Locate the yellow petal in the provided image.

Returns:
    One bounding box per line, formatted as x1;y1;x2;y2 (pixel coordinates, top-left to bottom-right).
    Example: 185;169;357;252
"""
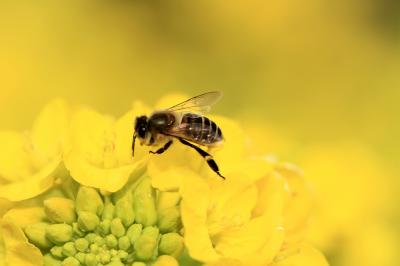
66;107;115;166
205;258;243;266
210;171;287;265
276;164;313;245
0;199;13;218
214;216;283;263
148;140;201;192
0;157;61;201
207;177;258;237
180;174;220;262
254;226;285;265
209;115;246;173
253;171;288;220
0;131;32;182
65;102;152;191
64;150;145;192
272;243;329;266
3;207;45;229
0;235;5;266
31;99;70;161
0;217;43;266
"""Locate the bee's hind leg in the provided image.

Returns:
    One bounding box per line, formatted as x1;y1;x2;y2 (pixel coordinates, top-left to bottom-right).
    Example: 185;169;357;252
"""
149;140;173;155
178;138;225;180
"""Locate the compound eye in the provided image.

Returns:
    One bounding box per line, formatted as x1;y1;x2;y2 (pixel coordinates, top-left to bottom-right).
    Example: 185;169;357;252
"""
138;127;146;138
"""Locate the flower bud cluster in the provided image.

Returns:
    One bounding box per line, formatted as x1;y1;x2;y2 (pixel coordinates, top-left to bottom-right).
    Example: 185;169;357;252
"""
24;177;182;266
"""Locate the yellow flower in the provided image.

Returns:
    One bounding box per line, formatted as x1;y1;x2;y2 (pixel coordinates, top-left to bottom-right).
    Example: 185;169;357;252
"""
180;159;328;266
0;99;69;203
63;101;152;192
0;96;328;266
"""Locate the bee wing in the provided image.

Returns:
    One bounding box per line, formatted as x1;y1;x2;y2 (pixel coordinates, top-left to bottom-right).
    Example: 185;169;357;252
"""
165;122;207;145
167;91;223;114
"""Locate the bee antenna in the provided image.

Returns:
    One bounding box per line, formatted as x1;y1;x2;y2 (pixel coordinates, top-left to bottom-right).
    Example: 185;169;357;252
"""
132;134;137;158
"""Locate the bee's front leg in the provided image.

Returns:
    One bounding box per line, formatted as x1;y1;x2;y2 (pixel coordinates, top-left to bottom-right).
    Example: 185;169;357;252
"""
149;140;173;155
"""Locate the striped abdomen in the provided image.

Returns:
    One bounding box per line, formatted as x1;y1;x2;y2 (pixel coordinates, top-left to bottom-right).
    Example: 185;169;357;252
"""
179;113;223;145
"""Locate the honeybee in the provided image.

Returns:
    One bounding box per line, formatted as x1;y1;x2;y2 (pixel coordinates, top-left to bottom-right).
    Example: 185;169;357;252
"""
132;91;225;179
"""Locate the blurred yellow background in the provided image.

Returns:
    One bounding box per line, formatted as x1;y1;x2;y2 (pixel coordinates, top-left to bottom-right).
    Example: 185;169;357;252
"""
0;1;399;265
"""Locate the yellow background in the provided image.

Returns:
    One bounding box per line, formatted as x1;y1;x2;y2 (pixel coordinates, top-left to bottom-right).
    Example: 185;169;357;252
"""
0;1;399;265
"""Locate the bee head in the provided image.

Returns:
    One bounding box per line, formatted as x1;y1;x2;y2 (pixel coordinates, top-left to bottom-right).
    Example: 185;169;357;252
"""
132;115;149;157
134;115;149;139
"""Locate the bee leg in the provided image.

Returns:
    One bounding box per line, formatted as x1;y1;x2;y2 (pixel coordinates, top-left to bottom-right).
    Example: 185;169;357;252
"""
178;138;225;180
149;140;173;155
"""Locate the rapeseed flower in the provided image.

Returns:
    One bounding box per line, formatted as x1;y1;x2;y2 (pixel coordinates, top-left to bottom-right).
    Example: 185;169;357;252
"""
0;99;69;204
180;160;327;266
63;101;152;192
0;95;328;266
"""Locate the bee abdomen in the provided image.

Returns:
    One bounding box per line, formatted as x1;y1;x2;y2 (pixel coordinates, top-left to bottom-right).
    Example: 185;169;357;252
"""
181;114;223;145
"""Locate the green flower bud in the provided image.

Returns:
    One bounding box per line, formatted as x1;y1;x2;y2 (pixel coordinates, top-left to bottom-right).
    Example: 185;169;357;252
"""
131;262;146;266
46;224;73;244
110;218;125;237
74;238;89;252
134;178;157;226
106;259;124;266
50;246;64;259
110;249;118;257
153;255;179;266
76;186;104;216
85;232;97;243
118;250;128;260
62;241;77;257
94;235;105;246
44;197;76;224
118;236;130;250
134;226;159;261
61;257;80;266
43;253;62;266
158;233;184;258
85;253;98;266
157;206;180;233
78;211;100;231
115;196;135;227
126;224;142;245
90;243;100;254
75;252;86;264
99;251;111;264
105;234;118;248
102;202;115;220
142;226;159;238
24;222;53;249
98;219;111;236
72;222;85;237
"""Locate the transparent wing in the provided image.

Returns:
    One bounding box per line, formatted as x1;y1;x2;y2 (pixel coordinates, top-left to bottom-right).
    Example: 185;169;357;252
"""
166;122;210;145
167;91;223;114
